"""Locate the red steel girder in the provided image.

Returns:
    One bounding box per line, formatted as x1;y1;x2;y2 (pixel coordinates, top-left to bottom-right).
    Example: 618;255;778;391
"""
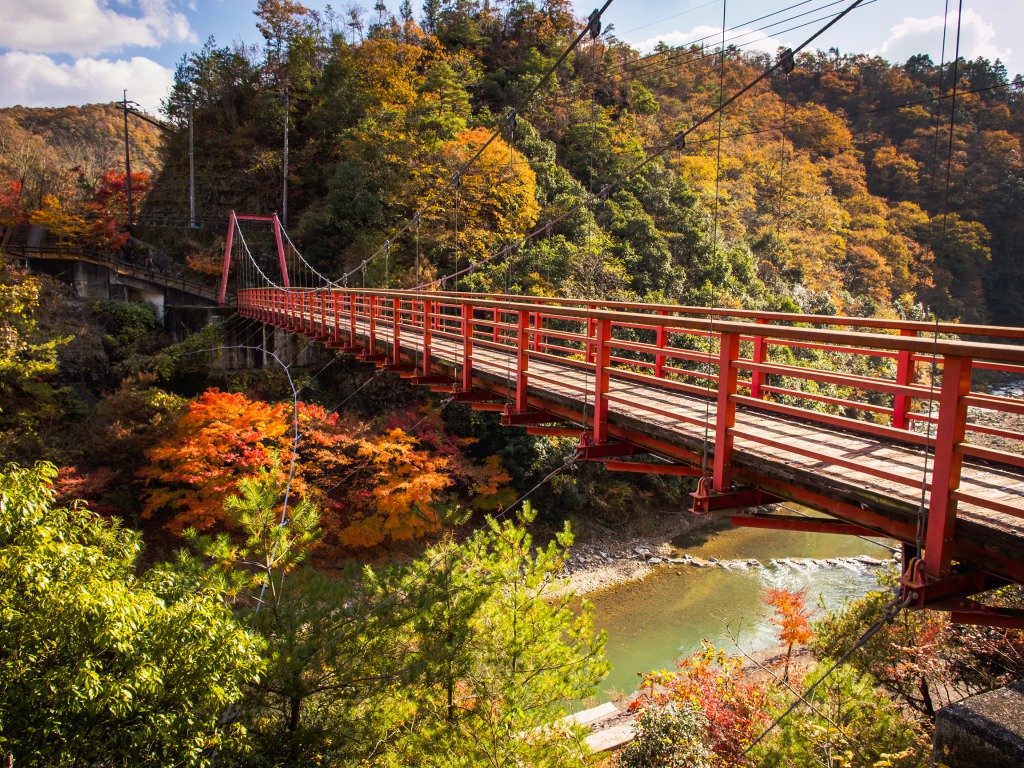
525;426;585;438
501;409;556;426
452;389;504;403
691;485;782;514
383;362;417;373
946;602;1024;630
731;514;879;537
410;375;452;386
900;561;1009;608
576;442;640;460
471;402;507;413
604;460;703;477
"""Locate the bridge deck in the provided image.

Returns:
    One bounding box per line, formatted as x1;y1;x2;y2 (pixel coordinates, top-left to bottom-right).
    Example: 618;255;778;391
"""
239;289;1024;583
344;313;1024;570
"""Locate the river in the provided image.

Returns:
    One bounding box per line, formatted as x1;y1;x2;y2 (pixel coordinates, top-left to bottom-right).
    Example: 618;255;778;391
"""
583;518;894;703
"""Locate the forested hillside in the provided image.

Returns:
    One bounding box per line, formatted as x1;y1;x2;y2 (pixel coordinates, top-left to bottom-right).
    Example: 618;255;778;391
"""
0;103;163;215
3;3;1024;766
140;1;1024;324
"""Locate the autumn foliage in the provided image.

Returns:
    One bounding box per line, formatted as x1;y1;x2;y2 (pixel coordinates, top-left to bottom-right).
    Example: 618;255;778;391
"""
0;179;24;227
139;389;509;547
631;645;775;767
140;389;289;532
763;587;814;681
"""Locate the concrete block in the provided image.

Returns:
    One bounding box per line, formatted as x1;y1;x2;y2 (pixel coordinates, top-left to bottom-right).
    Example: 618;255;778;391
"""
933;681;1024;767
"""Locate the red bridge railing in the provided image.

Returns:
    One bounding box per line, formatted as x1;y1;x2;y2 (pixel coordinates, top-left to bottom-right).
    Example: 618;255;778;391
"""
239;287;1024;582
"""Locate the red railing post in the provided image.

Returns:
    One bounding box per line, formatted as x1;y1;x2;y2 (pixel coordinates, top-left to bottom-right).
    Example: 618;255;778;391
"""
461;303;474;391
320;290;328;337
750;317;767;399
587;310;597;364
368;295;377;354
392;296;402;363
516;310;529;412
713;331;741;492
422;298;433;375
893;328;917;428
349;292;358;347
655;310;668;378
332;291;340;343
592;316;612;444
492;307;500;344
924;355;973;578
531;312;542;352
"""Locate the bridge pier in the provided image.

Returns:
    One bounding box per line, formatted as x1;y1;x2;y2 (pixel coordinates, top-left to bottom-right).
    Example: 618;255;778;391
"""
932;681;1024;767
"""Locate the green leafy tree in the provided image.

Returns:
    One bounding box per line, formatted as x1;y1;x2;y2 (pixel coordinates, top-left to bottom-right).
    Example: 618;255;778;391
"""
620;702;714;768
0;262;70;462
753;665;929;768
390;504;610;767
0;462;263;767
187;469;409;766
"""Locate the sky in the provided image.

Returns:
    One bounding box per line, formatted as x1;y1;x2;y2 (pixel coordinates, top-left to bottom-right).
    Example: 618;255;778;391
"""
0;0;1019;116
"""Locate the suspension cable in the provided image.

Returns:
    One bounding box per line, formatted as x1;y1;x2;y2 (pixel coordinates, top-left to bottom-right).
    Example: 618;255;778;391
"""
415;0;870;293
701;0;728;481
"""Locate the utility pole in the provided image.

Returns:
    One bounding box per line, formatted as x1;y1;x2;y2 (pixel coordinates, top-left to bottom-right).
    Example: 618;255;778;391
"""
122;90;133;228
188;101;196;228
282;84;289;228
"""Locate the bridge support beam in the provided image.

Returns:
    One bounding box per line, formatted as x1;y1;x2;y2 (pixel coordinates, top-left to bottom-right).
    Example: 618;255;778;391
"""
515;310;529;413
713;331;740;493
592;317;612;444
925;355;972;578
461;303;473;392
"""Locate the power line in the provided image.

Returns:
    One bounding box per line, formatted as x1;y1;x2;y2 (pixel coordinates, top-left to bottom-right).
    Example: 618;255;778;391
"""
417;0;871;291
321;1;616;288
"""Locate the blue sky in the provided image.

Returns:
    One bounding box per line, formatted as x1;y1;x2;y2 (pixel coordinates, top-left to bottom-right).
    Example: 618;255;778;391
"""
0;0;1019;116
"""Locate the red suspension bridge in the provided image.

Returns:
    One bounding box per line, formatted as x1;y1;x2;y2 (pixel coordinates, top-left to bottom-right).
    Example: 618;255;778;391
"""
230;245;1024;628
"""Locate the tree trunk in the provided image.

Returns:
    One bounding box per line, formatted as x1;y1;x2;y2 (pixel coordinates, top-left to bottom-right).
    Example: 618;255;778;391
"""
288;692;302;765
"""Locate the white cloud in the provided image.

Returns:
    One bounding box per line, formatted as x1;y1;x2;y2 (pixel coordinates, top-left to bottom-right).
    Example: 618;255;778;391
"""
0;0;196;57
0;51;174;115
876;8;1010;67
630;24;789;56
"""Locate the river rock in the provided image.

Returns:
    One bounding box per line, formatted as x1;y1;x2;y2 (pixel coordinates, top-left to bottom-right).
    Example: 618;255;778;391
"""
729;560;749;570
597;550;609;558
853;555;885;566
747;559;763;568
634;546;652;557
689;557;713;567
648;557;663;565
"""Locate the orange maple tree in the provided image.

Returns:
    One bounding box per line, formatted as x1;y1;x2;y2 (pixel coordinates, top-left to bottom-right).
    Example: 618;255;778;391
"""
0;179;24;227
140;389;290;532
763;587;814;681
139;390;509;546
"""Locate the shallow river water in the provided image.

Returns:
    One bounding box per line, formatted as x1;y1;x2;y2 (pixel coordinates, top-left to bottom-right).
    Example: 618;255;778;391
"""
583;519;894;703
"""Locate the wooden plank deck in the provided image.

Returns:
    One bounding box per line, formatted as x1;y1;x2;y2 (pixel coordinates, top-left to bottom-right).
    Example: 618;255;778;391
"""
283;310;1024;575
